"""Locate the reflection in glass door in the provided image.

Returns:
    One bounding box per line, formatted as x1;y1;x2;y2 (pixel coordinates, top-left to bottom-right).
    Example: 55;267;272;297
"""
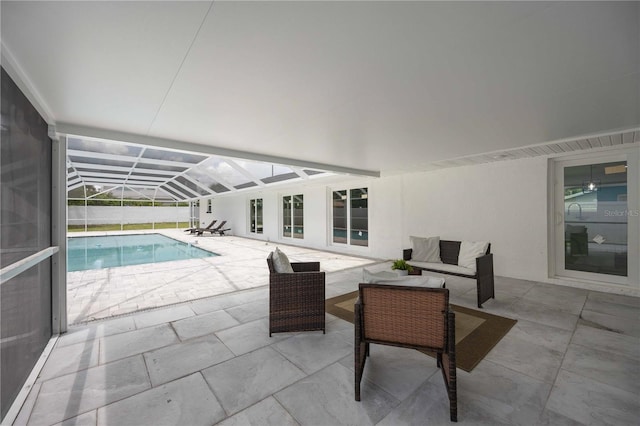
562;161;628;277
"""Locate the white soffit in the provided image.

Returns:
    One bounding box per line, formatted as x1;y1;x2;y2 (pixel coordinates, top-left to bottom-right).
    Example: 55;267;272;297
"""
423;129;640;172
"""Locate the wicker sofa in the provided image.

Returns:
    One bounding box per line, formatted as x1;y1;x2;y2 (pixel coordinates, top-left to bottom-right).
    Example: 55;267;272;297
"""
403;239;494;308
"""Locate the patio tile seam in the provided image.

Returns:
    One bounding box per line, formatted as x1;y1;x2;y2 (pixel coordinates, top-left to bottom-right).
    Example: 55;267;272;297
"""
196;370;231;418
69;285;270;328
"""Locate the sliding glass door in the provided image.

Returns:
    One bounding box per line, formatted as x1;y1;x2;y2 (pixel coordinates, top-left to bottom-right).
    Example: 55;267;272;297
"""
332;188;368;247
553;152;638;285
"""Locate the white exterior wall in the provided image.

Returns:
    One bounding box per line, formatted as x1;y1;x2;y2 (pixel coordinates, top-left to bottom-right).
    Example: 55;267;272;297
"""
198;150;639;294
398;158;548;280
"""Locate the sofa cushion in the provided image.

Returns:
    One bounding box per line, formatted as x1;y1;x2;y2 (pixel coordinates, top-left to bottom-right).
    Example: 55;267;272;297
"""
362;268;445;288
410;236;442;263
272;247;294;273
458;241;489;272
408;261;476;277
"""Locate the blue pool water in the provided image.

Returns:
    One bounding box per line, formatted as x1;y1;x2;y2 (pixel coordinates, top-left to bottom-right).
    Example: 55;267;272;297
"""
67;234;218;272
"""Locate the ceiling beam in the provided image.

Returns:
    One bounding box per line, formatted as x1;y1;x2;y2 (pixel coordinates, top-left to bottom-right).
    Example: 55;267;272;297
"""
55;123;381;178
224;158;265;188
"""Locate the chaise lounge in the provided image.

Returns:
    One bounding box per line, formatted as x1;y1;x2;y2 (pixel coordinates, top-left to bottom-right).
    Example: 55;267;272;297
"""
185;219;216;234
196;220;228;236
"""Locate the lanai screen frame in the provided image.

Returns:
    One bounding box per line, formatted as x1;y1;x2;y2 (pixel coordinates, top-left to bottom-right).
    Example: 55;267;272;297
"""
65;135;348;231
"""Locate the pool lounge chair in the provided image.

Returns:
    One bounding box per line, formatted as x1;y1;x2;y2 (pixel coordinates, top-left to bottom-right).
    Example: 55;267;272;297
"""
196;220;228;236
185;219;216;234
212;223;231;236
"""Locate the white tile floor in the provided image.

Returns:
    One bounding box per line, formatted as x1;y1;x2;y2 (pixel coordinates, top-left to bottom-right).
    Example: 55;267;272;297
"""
13;234;640;425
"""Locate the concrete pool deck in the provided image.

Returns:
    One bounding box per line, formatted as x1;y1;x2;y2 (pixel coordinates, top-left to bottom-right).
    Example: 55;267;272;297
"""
67;230;379;324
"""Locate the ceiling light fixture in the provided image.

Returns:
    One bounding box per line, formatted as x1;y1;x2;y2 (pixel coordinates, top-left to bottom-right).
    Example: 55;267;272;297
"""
582;165;600;194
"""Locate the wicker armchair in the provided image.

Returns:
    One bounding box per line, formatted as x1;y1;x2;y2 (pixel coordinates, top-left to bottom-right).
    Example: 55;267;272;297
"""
267;252;326;336
355;283;457;422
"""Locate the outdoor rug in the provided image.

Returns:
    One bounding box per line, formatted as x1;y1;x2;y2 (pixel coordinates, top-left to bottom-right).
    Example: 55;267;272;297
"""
326;291;517;372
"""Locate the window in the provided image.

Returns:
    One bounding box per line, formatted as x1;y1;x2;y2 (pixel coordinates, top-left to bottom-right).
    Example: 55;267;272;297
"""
283;194;303;239
250;198;263;234
333;187;368;247
206;199;212;213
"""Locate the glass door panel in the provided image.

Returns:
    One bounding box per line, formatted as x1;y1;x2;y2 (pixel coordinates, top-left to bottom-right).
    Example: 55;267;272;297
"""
250;199;256;233
282;196;292;237
293;194;304;239
333;190;347;244
561;161;628;277
350;188;368;247
256;199;263;234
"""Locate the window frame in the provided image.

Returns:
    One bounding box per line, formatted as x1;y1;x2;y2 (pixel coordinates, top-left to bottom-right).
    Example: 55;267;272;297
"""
330;186;369;248
281;193;304;239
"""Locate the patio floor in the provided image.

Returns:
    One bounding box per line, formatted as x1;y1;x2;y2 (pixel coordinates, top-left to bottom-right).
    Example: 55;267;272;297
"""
12;237;640;425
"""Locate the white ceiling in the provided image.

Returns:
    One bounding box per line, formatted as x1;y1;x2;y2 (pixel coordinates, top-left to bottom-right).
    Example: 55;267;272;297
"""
2;1;639;175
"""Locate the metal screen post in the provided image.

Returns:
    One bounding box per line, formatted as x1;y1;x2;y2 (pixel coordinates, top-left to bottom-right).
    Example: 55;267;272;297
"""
51;133;67;334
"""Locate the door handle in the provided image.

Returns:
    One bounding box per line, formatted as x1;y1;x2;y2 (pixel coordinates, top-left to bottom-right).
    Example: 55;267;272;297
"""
555;212;563;226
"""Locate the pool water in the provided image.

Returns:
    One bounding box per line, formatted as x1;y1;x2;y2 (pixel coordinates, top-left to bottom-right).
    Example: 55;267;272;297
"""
67;234;218;272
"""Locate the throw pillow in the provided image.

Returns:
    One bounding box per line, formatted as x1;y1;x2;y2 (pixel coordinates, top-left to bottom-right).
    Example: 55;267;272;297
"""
458;241;489;271
410;236;442;263
272;247;294;273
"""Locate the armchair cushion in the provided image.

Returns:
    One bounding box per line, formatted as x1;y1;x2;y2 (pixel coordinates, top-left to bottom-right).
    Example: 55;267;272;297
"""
272;247;294;273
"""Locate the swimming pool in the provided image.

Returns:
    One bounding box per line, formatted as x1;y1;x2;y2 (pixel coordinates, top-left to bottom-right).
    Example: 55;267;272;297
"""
67;234;218;272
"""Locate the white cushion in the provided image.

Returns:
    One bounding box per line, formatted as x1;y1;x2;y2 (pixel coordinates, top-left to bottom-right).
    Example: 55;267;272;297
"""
410;236;442;263
457;241;489;272
362;268;445;288
408;261;476;276
272;247;294;273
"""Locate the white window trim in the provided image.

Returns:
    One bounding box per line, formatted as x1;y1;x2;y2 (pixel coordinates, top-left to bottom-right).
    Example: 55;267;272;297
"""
329;185;370;249
280;193;304;240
